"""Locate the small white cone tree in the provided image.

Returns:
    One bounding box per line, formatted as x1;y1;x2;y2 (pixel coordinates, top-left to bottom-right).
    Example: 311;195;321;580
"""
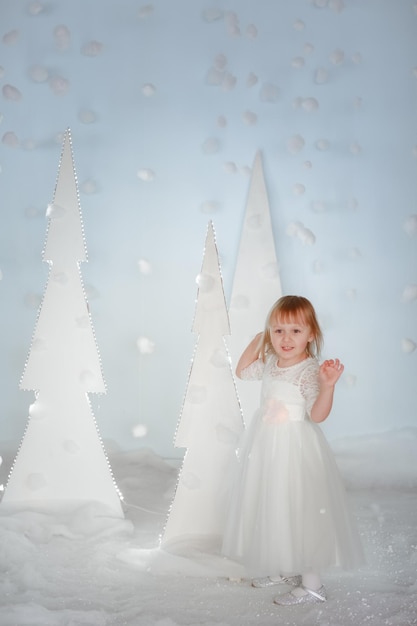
2;129;123;517
228;151;282;426
161;221;243;548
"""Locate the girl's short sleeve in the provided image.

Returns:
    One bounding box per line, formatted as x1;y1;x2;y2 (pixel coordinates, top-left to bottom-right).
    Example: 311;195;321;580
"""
240;358;265;380
299;360;320;415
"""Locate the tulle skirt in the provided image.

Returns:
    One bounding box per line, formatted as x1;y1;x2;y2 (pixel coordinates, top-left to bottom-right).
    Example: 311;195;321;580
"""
221;413;364;577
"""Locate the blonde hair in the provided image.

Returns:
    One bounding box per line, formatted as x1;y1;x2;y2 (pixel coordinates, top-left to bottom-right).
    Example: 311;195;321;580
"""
259;295;323;361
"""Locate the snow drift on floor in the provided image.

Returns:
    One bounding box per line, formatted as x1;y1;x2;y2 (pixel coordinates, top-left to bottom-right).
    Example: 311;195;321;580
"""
0;428;416;626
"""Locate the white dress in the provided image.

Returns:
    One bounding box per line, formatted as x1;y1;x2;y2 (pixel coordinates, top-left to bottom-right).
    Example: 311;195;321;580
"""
222;355;364;577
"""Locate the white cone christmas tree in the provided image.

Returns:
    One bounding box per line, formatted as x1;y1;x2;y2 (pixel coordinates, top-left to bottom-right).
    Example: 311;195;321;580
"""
162;222;243;548
2;129;123;517
228;151;282;426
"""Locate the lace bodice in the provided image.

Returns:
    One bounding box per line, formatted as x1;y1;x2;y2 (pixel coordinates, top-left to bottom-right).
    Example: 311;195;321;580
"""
240;355;320;416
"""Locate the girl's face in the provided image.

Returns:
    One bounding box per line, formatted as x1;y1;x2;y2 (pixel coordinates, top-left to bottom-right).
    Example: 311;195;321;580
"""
269;314;314;367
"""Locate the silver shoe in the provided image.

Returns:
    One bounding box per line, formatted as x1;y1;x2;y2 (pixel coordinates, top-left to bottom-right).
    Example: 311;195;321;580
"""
274;585;327;605
252;575;302;588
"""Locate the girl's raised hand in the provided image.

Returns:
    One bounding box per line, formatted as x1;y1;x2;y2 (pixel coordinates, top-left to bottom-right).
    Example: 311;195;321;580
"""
319;358;344;387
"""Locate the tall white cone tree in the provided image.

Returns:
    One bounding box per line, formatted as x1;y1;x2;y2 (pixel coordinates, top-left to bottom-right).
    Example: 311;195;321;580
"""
228;151;282;426
2;129;123;517
162;221;243;548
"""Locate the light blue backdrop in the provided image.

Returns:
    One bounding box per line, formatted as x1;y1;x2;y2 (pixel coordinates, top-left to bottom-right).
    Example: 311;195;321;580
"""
0;0;416;458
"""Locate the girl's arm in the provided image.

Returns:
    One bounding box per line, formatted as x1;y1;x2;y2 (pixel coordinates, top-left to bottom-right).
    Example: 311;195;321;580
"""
310;358;344;423
236;332;263;379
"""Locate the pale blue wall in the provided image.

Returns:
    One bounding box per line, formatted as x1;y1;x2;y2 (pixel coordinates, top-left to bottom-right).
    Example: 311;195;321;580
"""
0;0;416;457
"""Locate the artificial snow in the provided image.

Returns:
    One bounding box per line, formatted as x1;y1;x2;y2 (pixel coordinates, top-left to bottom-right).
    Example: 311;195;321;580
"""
0;429;416;626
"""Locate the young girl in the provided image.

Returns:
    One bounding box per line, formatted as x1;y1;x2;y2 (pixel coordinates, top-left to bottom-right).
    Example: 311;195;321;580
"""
222;295;364;605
